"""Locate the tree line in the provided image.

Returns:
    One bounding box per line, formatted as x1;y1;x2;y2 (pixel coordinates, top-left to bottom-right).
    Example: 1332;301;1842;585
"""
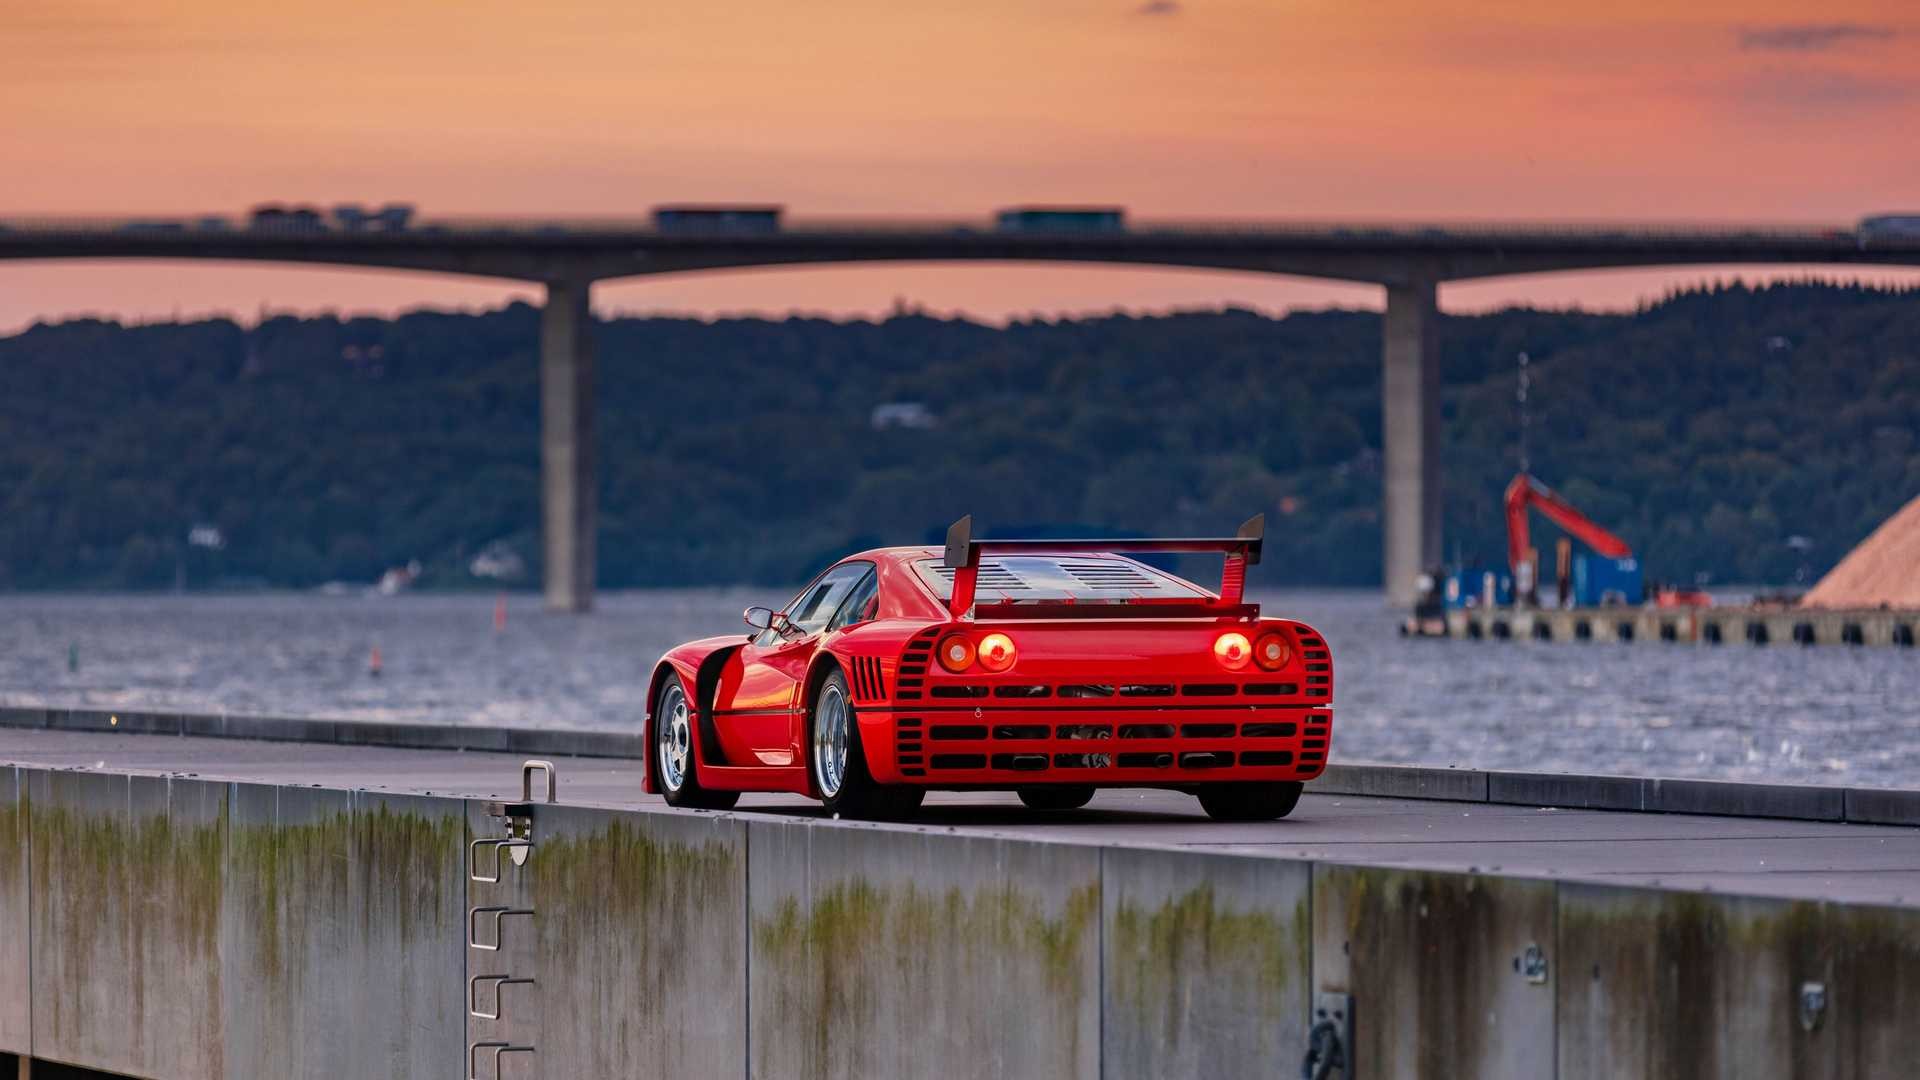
0;281;1914;590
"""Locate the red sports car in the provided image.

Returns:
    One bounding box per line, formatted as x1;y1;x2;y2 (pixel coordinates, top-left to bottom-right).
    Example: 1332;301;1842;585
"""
642;516;1332;820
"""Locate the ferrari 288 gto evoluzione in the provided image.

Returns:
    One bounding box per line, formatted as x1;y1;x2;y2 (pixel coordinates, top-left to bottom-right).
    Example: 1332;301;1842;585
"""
643;516;1332;820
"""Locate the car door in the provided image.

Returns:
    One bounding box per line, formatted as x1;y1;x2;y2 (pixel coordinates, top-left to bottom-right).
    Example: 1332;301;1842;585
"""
719;561;874;763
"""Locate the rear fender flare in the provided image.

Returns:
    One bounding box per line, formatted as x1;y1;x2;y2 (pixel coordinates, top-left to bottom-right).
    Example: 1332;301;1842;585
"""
799;652;851;797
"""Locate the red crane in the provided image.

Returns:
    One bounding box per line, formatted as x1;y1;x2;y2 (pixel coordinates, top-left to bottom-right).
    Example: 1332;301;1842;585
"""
1503;473;1632;574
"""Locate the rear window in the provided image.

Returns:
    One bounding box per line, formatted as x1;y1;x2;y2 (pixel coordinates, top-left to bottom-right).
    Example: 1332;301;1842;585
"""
913;556;1208;604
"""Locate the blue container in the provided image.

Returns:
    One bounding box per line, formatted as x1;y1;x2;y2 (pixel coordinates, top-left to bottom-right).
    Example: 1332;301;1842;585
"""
1443;568;1514;609
1573;555;1643;606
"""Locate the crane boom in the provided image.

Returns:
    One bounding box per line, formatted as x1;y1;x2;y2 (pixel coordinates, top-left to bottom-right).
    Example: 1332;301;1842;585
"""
1504;473;1633;576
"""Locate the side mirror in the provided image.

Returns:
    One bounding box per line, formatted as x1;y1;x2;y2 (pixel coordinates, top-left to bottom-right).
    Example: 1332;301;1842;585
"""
744;606;776;631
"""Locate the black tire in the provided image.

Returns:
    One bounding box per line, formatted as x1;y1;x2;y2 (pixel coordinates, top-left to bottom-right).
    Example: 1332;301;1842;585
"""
653;672;738;810
1197;781;1303;822
810;668;924;819
875;787;927;819
1018;786;1095;811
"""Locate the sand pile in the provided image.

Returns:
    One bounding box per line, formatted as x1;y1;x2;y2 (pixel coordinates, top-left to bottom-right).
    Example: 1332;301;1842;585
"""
1802;492;1920;609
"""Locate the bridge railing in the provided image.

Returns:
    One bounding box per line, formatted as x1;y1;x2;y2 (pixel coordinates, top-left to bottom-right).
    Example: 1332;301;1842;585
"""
0;214;1893;247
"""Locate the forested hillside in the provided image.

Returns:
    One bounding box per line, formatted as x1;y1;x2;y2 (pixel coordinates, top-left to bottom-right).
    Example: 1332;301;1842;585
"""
2;282;1916;590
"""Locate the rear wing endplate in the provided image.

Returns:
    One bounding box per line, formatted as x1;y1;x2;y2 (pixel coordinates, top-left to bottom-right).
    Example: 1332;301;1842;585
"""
940;514;1264;616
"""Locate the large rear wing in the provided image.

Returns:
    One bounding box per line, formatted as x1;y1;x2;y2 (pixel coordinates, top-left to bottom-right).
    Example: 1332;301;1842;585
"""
940;514;1264;616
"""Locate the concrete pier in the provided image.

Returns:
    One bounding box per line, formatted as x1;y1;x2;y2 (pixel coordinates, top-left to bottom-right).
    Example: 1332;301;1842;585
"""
1382;275;1441;609
539;276;597;613
2;726;1917;1078
1438;606;1920;647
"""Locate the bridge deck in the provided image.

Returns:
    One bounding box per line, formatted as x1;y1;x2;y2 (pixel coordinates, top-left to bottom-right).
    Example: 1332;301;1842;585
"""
4;727;1914;908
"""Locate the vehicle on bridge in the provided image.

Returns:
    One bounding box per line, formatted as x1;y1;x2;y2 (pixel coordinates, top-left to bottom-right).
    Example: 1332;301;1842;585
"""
644;515;1332;821
653;203;783;234
249;203;327;231
995;205;1126;233
1859;214;1920;245
331;202;415;231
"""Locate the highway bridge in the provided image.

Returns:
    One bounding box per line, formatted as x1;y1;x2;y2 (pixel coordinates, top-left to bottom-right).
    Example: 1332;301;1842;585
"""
1;708;1917;1078
7;215;1919;608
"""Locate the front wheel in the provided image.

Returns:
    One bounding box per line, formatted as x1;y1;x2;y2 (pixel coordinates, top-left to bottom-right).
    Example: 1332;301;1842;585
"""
1197;781;1303;822
654;673;738;810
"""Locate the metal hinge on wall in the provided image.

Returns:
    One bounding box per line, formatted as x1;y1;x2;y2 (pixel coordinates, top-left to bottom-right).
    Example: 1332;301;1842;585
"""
1301;991;1354;1079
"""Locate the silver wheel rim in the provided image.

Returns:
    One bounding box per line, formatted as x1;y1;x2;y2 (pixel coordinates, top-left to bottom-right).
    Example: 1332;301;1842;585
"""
813;682;850;799
658;683;691;792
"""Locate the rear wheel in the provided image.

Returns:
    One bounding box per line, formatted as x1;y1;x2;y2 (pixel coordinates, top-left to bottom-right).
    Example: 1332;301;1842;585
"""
810;668;923;820
654;673;738;810
1197;781;1303;822
1018;786;1095;811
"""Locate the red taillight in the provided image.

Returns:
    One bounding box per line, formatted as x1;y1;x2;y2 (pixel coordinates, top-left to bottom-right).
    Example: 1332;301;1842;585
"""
1254;632;1292;671
978;632;1017;672
1213;631;1252;670
937;634;977;673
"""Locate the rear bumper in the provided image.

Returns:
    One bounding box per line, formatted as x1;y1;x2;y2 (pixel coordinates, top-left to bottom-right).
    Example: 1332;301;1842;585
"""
859;705;1331;787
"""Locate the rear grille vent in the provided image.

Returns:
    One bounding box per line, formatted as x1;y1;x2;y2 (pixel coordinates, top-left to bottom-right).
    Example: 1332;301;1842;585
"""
895;631;937;701
994;684;1051;699
1058;684;1116;699
928;562;1032;590
888;707;1329;776
1058;559;1156;591
931;685;990;699
1244;683;1299;696
895;715;924;776
849;656;887;702
1118;684;1174;698
1181;684;1236;697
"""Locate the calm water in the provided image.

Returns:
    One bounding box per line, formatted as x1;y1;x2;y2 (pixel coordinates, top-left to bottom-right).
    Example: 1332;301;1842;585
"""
2;589;1917;788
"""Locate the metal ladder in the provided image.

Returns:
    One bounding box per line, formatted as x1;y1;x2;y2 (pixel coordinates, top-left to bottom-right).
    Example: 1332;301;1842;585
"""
465;760;557;1080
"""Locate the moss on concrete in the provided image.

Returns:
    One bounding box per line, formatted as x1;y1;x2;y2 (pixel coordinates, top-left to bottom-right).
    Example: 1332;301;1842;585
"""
1557;890;1858;1077
1108;883;1307;1047
753;876;1098;1079
25;780;464;1078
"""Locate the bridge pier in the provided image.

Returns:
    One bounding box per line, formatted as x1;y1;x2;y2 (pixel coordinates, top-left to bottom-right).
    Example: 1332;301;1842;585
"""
1382;275;1441;608
541;277;597;613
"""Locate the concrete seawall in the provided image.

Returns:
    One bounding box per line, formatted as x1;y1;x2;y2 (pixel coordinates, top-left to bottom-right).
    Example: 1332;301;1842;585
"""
3;759;1917;1079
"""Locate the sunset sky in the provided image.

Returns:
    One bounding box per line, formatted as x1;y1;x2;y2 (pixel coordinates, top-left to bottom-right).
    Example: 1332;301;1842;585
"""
4;0;1918;330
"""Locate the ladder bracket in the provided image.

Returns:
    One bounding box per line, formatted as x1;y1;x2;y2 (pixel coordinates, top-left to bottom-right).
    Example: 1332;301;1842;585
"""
469;974;537;1020
468;906;535;952
468;837;533;883
468;1041;535;1080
